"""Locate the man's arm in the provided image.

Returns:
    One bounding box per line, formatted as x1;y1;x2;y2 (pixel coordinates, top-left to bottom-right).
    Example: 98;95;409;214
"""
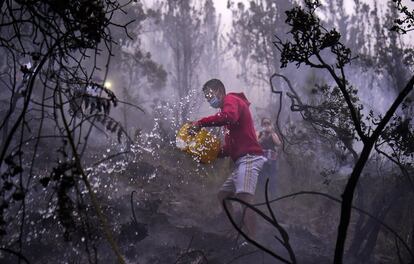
196;97;239;127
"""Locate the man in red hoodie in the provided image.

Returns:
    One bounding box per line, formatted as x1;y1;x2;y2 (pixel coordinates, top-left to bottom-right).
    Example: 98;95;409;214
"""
190;79;266;239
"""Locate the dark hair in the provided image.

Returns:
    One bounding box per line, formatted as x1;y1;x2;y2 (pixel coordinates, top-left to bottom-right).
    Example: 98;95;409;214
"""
261;117;271;125
202;79;225;94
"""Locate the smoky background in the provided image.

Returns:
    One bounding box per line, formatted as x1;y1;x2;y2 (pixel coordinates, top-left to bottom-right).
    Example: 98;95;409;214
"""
0;0;413;263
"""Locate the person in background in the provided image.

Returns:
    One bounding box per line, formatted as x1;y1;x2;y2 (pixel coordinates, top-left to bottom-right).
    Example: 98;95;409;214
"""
257;117;281;196
189;78;266;240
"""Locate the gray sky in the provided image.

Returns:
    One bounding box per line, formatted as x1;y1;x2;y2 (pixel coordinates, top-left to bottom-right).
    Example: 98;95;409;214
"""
213;0;414;24
213;0;414;43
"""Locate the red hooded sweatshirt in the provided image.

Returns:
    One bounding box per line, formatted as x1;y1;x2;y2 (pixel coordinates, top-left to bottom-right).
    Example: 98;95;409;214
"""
196;92;263;161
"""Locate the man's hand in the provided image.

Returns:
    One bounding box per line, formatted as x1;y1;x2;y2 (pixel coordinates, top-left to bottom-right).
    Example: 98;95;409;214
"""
187;122;201;136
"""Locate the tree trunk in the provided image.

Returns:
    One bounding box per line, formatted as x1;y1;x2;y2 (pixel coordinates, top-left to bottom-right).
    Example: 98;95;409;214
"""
334;140;375;263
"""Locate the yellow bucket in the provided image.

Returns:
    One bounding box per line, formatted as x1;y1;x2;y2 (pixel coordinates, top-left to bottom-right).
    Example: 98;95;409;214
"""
176;123;221;164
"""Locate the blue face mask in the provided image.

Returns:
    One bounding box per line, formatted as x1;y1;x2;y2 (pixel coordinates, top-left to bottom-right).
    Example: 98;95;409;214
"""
208;96;221;108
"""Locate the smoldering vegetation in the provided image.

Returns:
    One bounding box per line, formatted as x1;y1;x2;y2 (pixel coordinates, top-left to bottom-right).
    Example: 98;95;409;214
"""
0;0;413;263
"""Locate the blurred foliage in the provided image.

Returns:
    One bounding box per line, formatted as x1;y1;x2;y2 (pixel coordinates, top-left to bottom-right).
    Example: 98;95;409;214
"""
0;0;160;262
229;0;295;84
